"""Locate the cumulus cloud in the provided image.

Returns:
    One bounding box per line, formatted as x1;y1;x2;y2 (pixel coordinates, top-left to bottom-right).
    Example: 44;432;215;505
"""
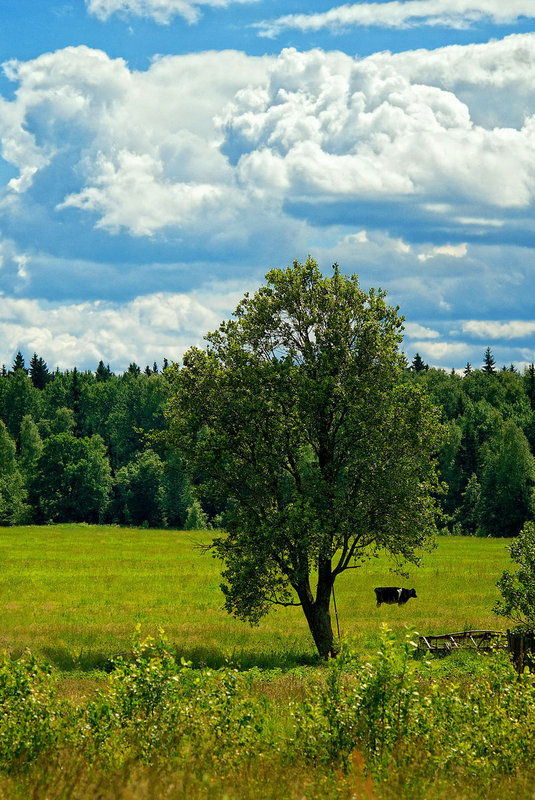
0;47;271;238
3;38;535;245
86;0;254;25
462;320;535;339
256;0;535;38
219;38;535;216
403;322;440;339
2;39;535;374
0;285;246;371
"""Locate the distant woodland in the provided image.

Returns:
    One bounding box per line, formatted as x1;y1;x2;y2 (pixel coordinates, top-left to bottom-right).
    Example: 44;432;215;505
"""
1;348;535;537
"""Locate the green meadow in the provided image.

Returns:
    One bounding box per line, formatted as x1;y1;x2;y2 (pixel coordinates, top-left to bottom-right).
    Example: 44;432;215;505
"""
2;525;534;800
0;524;510;673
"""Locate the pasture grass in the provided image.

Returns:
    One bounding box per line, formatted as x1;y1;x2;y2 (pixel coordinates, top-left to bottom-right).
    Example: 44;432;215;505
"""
0;525;510;675
0;529;529;800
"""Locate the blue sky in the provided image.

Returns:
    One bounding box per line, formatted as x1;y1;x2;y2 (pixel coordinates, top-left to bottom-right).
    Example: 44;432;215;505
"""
1;1;535;372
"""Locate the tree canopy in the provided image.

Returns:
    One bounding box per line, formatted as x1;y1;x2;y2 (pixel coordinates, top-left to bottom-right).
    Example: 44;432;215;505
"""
165;257;445;657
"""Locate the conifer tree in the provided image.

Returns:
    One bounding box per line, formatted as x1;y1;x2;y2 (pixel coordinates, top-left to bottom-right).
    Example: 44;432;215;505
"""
411;352;428;372
29;353;50;389
482;347;496;374
11;351;27;374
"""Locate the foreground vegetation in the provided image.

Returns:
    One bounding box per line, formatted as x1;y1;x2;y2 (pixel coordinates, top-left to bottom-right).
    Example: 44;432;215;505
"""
1;626;534;800
0;526;530;799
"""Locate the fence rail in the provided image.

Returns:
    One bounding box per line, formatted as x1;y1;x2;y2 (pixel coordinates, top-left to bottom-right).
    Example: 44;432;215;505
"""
418;630;506;653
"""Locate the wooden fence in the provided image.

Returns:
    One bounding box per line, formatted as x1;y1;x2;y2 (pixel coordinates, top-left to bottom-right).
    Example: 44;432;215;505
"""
418;629;507;654
418;628;535;675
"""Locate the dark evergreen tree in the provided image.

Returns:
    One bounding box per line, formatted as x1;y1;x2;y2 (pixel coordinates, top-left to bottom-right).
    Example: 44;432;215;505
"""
11;351;27;374
464;362;472;376
482;347;496;374
95;360;112;382
411;352;428;372
68;367;82;434
29;353;50;389
526;364;535;411
127;363;141;376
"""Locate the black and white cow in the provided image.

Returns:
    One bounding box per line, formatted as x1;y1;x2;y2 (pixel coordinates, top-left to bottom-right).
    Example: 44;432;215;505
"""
374;587;417;607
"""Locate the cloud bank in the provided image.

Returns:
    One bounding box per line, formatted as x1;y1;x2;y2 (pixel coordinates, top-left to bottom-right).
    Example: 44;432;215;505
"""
1;35;535;369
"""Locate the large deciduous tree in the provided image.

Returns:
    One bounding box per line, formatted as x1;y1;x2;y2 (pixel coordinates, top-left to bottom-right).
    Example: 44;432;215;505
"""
165;258;444;658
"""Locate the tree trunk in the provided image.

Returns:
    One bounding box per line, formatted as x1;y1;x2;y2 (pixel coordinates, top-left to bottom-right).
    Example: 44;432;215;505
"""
296;567;338;659
305;599;337;658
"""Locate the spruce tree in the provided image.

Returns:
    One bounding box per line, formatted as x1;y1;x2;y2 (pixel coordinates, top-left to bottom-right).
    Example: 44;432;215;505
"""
411;352;428;372
482;347;496;374
29;353;50;389
95;360;112;382
11;351;27;374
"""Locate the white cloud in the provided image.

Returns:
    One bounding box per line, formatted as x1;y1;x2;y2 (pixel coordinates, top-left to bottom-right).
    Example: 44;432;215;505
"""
418;243;468;261
0;286;244;371
410;339;469;362
2;38;535;254
219;39;535;211
256;0;535;38
462;320;535;340
403;322;440;339
86;0;254;24
0;47;270;237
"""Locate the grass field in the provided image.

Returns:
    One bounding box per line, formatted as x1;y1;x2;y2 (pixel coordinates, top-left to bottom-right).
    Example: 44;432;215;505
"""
0;524;511;673
0;525;531;800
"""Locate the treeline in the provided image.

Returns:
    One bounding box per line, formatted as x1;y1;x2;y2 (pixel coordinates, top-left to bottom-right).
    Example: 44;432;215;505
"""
0;353;207;529
409;350;535;537
1;348;535;536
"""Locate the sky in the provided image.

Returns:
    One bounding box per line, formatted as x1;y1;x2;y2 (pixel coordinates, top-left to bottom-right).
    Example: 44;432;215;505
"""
1;1;535;373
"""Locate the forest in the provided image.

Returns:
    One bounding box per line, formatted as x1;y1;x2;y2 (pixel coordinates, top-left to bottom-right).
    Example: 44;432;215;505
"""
0;347;534;537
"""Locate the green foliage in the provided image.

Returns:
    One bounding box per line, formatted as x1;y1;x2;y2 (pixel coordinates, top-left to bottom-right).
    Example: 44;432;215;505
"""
0;420;29;525
1;627;535;800
478;420;535;537
166;257;445;656
294;625;422;771
30;433;112;523
494;521;535;629
0;650;61;772
452;472;481;535
294;625;535;786
114;449;166;527
184;499;209;530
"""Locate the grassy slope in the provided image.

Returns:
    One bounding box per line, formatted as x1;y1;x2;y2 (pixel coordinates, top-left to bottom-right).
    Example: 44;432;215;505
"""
0;525;511;672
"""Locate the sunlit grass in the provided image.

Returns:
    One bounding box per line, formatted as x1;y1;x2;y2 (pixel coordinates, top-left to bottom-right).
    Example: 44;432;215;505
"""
0;525;511;673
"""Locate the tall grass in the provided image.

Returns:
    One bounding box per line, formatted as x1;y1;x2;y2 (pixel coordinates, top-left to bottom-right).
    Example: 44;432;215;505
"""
0;525;510;672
